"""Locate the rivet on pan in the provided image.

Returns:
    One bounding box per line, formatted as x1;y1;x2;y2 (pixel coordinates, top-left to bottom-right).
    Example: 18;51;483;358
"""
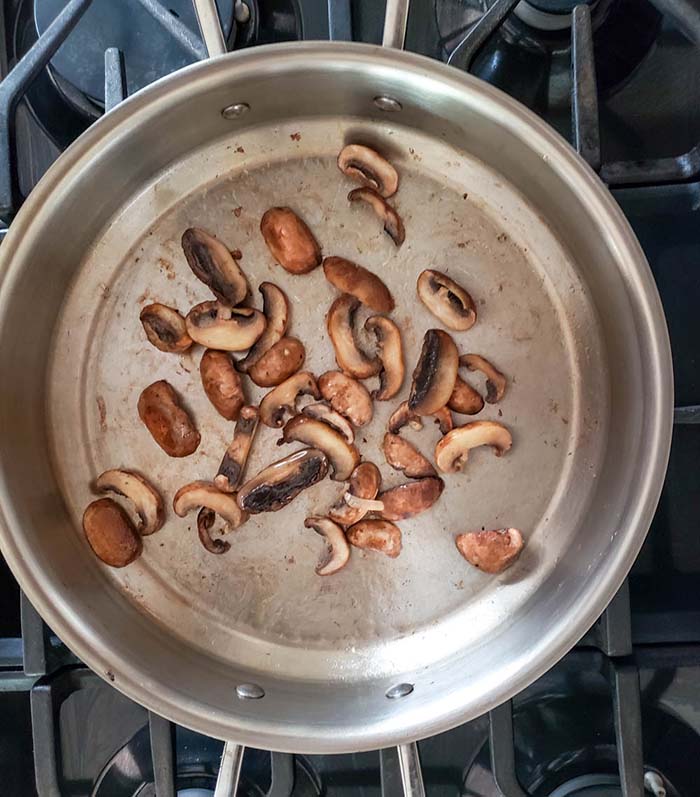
236;683;265;700
374;96;402;112
386;682;414;699
222;103;250;119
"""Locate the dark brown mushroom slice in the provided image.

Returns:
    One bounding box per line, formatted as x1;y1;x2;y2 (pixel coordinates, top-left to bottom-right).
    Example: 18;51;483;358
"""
347;187;405;246
215;406;260;493
448;376;484;416
304;516;351;575
280;415;360;481
416;269;477;331
379;477;445;521
337;144;399;198
186;301;266;351
197;507;231;555
383;433;436;478
455;528;524;574
259;371;320;428
181;227;248;306
139;303;192;353
83;498;142;567
408;329;459;416
435;421;513;473
323;257;394;313
137;380;200;457
326;295;381;379
302;403;355;444
95;469;165;536
237;448;329;514
237;282;290;373
329;462;382;526
318;370;374;427
347;519;402;558
260;207;322;274
365;315;404;400
200;349;246;421
461;354;507;403
173;481;248;529
248;336;305;387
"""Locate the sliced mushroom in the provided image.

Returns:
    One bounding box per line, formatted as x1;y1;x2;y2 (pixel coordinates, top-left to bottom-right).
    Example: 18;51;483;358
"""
173;480;248;530
139;303;192;353
337;144;399;198
259;371;320;428
181;227;248;306
197;507;230;555
329;462;382;526
137;380;200;457
408;329;459;416
323;257;394;313
215;406;260;492
318;370;374;427
326;294;381;379
388;401;423;434
260;207;321;274
448;376;484;416
248;336;305;387
462;354;507;403
186;301;266;351
383;433;436;478
432;406;454;434
302;403;355;444
416;269;476;331
347;519;402;558
280;415;359;481
237;282;289;373
304;516;350;576
348;187;405;246
365;316;404;400
200;349;246;421
455;528;524;574
95;469;165;536
82;498;142;568
435;421;513;473
379;477;445;521
237;448;329;513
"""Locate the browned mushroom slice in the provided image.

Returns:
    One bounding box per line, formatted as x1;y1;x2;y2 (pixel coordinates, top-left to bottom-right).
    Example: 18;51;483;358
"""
329;462;382;526
347;187;405;246
323;257;394;313
173;481;248;529
416;269;476;331
461;354;507;403
379;477;444;521
448;376;484;416
82;498;142;567
455;528;524;574
435;421;513;473
95;469;165;536
326;295;381;379
200;349;246;421
197;507;230;555
318;369;374;427
139;303;192;353
280;416;360;481
237;282;290;373
347;519;402;558
408;329;459;416
383;433;436;478
337;144;399;198
260;207;321;274
302;403;355;444
388;401;423;434
181;227;248;306
186;301;266;351
432;406;454;434
304;516;350;576
215;406;260;493
248;336;305;387
237;448;329;513
259;371;320;428
365;316;404;400
137;380;200;457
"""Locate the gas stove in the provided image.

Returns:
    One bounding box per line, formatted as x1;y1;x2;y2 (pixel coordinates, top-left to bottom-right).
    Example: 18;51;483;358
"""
0;1;698;796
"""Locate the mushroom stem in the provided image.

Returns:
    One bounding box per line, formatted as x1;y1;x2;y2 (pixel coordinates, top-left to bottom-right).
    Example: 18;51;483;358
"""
215;406;260;493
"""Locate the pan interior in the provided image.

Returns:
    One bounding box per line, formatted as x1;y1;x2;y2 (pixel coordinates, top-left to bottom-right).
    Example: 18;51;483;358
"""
47;118;606;682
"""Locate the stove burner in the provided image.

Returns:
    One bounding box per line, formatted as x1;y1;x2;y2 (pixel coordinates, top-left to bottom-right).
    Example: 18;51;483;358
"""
513;0;597;31
546;774;621;796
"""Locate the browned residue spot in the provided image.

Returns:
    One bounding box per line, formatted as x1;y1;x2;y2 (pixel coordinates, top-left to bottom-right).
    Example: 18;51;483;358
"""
462;193;468;199
231;249;243;260
561;416;569;425
236;146;245;153
136;290;150;304
290;132;301;141
233;206;243;217
96;396;107;431
158;257;176;280
497;232;508;242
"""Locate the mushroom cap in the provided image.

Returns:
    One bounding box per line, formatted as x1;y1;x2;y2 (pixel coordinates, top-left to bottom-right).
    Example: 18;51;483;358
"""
326;295;381;379
434;421;513;473
181;227;248;306
347;187;405;246
329;462;382;526
259;371;320;428
323;257;394;313
448;376;484;416
304;516;351;575
347;519;402;558
237;282;290;373
318;370;374;427
248;336;305;387
408;329;459;416
172;480;248;529
137;380;200;458
200;349;246;421
186;301;266;351
365;315;404;400
95;469;165;536
281;415;360;481
337;144;399;198
462;353;507;403
379;477;444;521
260;207;322;274
416;269;477;331
82;498;142;568
383;433;436;478
302;402;355;444
455;528;524;574
139;303;192;353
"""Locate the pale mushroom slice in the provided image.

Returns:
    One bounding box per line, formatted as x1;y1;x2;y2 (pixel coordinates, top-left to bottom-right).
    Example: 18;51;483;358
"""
186;301;266;351
83;498;142;568
383;433;436;479
139;303;193;353
259;371;320;428
302;402;355;444
379;477;445;521
408;329;459;416
323;257;394;313
347;519;402;559
416;269;477;331
200;349;246;421
326;295;381;379
237;448;329;514
95;469;165;536
280;416;360;481
304;516;351;576
137;380;200;458
248;336;305;387
196;507;230;555
347;187;405;246
318;370;374;427
260;207;322;274
462;354;507;403
435;421;513;473
455;528;524;574
365;316;404;400
181;227;248;306
215;406;260;493
448;376;484;416
237;282;290;373
337;144;399;198
329;462;382;526
173;481;248;529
